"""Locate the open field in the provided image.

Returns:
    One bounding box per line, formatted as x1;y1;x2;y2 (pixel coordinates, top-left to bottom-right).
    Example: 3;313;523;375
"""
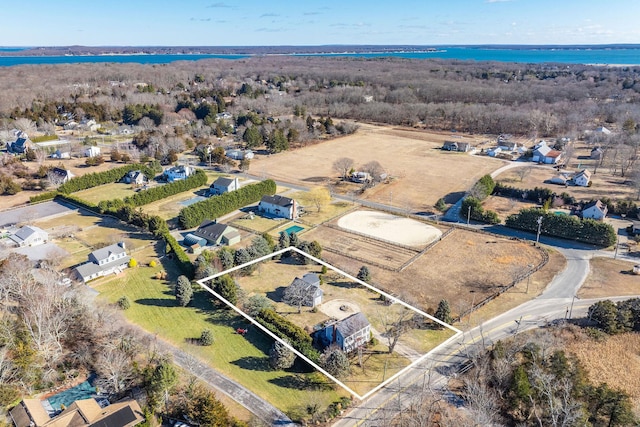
566;331;640;414
74;182;141;204
307;226;420;271
141;185;211;220
250;123;504;211
578;257;640;299
310;227;549;317
96;261;345;416
482;196;540;221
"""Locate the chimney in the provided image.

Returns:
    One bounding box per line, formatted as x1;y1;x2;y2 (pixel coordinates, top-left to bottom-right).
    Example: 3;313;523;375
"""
118;241;126;249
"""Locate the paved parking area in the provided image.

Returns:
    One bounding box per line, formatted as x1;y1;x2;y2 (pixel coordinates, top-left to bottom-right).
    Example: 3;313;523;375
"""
0;201;75;228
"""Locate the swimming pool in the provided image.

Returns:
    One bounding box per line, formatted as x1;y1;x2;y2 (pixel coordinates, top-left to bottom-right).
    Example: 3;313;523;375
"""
284;225;304;234
179;196;207;206
46;376;98;412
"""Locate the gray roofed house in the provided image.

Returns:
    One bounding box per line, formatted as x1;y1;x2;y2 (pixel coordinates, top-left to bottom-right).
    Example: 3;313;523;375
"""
284;272;323;308
123;170;147;185
208;176;239;196
6;132;32;154
582;199;608;221
192;220;241;246
73;242;130;283
323;312;371;353
50;167;75;183
258;195;299;219
9;225;48;247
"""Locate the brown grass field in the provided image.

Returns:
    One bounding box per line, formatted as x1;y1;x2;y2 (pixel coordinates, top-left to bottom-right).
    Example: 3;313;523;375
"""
578;257;640;299
250;124;504;210
565;330;640;415
303;225;550;318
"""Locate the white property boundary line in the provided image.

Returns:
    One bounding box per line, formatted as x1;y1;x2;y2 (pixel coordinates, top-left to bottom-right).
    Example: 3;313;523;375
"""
197;246;462;401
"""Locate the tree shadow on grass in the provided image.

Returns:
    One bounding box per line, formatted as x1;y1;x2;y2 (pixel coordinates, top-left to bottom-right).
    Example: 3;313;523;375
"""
231;356;271;371
266;286;286;302
443;191;466;204
269;373;334;391
135;298;176;307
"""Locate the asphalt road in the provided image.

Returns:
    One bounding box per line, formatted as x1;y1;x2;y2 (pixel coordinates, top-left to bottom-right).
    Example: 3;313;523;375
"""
0;200;75;227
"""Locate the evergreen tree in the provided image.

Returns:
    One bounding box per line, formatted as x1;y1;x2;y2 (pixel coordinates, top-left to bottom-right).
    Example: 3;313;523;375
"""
175;275;193;307
434;299;452;325
269;340;296;370
357;266;371;283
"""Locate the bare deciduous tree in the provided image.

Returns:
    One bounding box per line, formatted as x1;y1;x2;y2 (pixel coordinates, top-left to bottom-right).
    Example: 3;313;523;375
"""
332;157;354;181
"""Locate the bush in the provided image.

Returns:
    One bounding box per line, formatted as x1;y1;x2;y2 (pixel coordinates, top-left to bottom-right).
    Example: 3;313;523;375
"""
123;169;207;207
461;197;501;224
30;191;58;203
256;308;320;362
149;260;157;267
57;163;155;194
128;258;138;268
200;329;214;346
117;296;131;310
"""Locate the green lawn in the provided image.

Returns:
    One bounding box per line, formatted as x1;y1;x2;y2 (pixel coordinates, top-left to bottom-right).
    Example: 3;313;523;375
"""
74;183;139;204
232;216;285;234
95;262;345;416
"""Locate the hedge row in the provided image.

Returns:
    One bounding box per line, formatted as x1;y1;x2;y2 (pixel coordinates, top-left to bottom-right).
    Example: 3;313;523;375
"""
58;163;155;194
56;193;194;278
30;191;59;203
505;208;616;247
255;308;320;363
178;179;276;229
120;169;206;207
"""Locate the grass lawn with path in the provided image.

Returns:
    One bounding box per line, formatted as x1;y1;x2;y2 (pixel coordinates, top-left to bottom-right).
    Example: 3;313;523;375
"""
95;261;345;417
74;183;139;204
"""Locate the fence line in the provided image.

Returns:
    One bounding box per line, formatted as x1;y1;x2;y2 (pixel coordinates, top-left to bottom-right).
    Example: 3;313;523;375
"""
453;247;550;323
398;227;455;272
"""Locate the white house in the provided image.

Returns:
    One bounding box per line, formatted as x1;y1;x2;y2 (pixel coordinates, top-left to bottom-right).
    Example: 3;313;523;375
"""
84;146;101;157
284;273;323;308
225;149;254;161
73;242;130;283
258;195;299;219
163;165;195;182
573;169;591;187
532;143;562;164
9;226;48;247
322;312;371;353
582;200;608;221
208;177;239;196
50;167;75;184
123;170;147;186
80;119;101;132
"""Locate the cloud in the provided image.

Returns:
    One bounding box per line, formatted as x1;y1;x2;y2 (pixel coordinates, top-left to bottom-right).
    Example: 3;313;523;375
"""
207;2;231;7
304;12;321;16
260;13;279;18
190;17;212;22
255;27;287;33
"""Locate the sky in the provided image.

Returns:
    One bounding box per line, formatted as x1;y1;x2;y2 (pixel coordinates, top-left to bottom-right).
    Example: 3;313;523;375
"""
2;0;639;47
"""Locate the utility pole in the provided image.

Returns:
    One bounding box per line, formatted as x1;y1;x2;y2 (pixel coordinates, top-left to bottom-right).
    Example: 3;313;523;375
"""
569;295;576;319
467;205;471;225
536;216;543;245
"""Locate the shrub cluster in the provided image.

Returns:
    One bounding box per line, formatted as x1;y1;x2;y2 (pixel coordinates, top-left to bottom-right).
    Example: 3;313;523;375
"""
505;208;616;246
461;196;500;224
255;308;320;362
493;182;577;206
178;179;276;229
30;191;59;203
57;163;155;194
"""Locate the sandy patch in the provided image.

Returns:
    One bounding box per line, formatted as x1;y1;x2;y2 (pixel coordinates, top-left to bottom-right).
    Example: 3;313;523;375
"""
337;210;442;247
319;299;361;320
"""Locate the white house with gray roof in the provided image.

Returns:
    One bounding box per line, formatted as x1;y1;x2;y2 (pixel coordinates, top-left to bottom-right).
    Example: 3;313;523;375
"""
9;225;48;247
208;177;239;196
258;195;299;219
73;242;130;283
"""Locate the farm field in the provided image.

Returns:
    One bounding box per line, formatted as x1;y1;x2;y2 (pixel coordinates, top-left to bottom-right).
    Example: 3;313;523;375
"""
250;123;504;211
578;257;640;299
308;226;549;318
96;261;346;416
